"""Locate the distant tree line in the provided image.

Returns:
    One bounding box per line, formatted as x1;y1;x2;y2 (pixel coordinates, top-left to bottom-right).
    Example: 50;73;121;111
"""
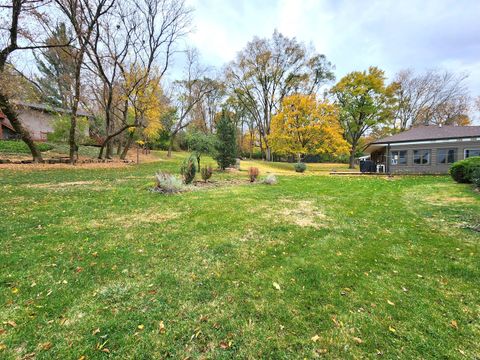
0;1;477;166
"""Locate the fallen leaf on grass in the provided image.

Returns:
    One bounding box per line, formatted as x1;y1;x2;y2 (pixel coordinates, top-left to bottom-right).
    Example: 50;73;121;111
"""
137;324;144;330
4;321;16;328
159;321;166;334
388;326;396;333
387;300;395;306
272;282;281;291
311;334;320;342
40;342;52;350
450;320;458;330
352;337;363;344
11;287;19;294
92;328;100;335
219;341;231;349
78;356;86;360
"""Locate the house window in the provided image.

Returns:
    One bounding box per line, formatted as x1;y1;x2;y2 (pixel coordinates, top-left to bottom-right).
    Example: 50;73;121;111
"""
437;149;456;164
413;149;431;165
464;149;480;158
391;150;407;165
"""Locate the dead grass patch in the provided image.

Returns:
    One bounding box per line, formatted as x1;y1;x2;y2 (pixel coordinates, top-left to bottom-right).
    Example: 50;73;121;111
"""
277;199;328;229
89;210;180;229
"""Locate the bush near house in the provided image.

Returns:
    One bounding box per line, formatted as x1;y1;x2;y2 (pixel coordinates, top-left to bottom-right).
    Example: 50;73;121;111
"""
0;140;53;154
472;168;480;189
450;156;480;183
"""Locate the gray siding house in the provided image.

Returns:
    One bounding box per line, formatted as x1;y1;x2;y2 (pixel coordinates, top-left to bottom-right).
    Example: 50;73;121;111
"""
365;125;480;174
1;101;90;141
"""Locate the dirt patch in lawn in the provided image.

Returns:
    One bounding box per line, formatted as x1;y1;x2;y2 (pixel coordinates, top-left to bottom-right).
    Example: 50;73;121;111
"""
277;199;328;229
28;181;100;189
89;210;180;229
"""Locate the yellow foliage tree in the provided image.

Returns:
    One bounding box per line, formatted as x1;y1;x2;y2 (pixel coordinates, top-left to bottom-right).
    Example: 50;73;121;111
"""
269;94;349;161
124;67;165;141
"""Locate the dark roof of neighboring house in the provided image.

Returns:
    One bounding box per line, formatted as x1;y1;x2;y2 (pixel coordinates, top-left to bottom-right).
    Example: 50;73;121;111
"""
12;100;91;117
0;111;15;132
371;125;480;144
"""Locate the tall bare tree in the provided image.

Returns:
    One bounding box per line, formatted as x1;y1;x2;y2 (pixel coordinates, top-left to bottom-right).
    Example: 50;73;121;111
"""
54;0;116;163
0;0;69;162
225;30;334;161
166;49;215;157
393;69;471;130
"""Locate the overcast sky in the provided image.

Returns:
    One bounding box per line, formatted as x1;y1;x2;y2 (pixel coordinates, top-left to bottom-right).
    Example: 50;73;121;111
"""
182;0;480;97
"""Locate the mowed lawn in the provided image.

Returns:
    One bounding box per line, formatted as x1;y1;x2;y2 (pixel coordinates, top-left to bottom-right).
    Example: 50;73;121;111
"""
0;152;479;359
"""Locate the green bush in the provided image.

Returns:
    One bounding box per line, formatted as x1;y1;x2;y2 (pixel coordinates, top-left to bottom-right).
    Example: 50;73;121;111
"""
450;157;480;183
294;162;307;173
180;154;197;184
472;168;480;189
0;140;53;154
47;114;89;143
214;111;237;170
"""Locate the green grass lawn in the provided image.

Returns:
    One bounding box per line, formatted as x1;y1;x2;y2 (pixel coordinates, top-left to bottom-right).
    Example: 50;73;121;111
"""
0;152;479;359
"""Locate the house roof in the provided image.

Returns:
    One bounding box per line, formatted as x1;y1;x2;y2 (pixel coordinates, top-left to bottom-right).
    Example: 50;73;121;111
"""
371;125;480;144
0;110;16;132
12;100;91;117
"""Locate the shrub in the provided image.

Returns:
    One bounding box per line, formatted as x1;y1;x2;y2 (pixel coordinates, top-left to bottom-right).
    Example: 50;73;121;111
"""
450;156;480;183
214;111;237;169
200;165;213;182
0;140;53;154
180;154;197;184
263;174;278;185
294;162;307;173
472;168;480;189
248;167;259;182
154;172;184;193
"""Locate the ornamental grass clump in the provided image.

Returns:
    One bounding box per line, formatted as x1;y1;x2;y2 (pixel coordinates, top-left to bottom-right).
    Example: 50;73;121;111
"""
248;167;260;182
154;172;184;194
263;174;278;185
200;165;213;182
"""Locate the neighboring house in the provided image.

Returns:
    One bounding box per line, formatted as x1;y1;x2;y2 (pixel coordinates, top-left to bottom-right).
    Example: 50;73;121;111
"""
0;101;90;141
365;125;480;174
0;110;18;140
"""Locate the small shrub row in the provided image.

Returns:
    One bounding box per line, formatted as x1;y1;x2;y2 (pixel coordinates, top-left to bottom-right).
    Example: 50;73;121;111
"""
0;140;53;154
450;156;480;184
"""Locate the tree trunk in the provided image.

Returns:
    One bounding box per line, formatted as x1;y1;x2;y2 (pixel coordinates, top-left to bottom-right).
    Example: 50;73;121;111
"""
120;131;134;160
0;93;43;162
349;145;356;169
167;134;175;157
116;140;122;155
196;155;201;171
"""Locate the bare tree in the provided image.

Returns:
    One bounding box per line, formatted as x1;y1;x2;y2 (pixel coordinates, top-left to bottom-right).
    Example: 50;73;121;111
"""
86;0;191;159
167;49;215;157
54;0;116;163
225;30;334;161
393;69;471;130
0;0;69;162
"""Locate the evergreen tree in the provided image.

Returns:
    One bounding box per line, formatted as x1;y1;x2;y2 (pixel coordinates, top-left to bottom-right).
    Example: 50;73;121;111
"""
35;23;76;108
214;110;237;170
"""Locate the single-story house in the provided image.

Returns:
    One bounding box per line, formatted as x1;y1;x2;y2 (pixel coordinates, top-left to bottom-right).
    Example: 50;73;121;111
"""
365;125;480;174
0;101;90;141
0;110;18;140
